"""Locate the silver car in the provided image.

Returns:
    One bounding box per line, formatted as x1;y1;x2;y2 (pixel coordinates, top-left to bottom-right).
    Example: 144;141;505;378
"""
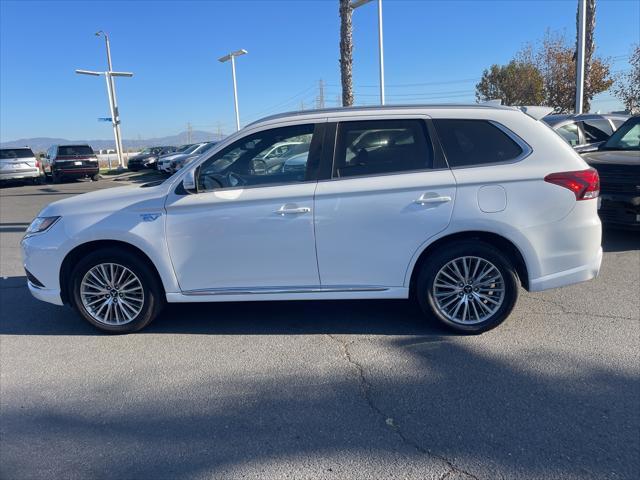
0;147;42;184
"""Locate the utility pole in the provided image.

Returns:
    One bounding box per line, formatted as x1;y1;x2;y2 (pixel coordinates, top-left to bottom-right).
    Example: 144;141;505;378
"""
317;79;325;109
216;122;223;140
76;31;133;170
300;100;305;111
187;122;193;143
575;0;586;114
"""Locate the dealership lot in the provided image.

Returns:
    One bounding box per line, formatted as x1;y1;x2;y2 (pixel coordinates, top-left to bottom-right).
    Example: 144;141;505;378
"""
1;178;638;479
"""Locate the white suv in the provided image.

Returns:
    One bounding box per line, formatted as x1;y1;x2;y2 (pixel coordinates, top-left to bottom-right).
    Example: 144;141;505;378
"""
21;105;602;334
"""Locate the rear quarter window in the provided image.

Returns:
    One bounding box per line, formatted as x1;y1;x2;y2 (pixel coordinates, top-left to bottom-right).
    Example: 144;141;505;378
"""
433;119;524;167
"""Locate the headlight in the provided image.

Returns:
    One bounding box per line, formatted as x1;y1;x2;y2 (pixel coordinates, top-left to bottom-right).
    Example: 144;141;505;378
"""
24;216;61;238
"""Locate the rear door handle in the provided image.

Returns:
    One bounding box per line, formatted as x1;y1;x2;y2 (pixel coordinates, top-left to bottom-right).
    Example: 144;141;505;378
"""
414;193;452;205
275;205;311;215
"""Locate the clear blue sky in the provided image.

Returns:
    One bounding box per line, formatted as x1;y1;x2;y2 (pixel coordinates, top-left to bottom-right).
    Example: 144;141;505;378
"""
1;0;638;142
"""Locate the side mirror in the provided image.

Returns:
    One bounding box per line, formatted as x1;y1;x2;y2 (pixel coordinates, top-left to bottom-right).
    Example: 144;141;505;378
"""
182;167;197;192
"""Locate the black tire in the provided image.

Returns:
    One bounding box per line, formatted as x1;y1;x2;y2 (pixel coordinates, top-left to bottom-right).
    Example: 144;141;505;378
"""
69;248;165;333
51;171;62;184
32;176;44;185
91;173;100;181
415;240;519;334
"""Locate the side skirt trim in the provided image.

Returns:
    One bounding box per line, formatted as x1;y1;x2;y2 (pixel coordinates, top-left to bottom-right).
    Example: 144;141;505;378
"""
181;285;389;296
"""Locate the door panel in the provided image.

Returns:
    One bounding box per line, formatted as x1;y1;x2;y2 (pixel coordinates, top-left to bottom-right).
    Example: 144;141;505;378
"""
314;117;456;288
165;183;319;291
314;170;456;287
164;122;324;292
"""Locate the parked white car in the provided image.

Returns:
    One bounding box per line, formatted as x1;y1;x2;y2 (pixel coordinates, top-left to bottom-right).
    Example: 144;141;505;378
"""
1;147;42;184
22;105;602;334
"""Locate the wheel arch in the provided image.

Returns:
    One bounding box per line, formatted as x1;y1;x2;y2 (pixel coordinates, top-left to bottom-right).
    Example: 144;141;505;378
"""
59;240;166;305
407;230;530;296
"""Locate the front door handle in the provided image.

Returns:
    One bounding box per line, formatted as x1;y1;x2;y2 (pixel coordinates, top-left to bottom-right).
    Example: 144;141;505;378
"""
414;193;452;205
275;205;311;215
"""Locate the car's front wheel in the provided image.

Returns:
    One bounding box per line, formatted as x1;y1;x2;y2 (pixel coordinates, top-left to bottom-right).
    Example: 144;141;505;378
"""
416;240;519;334
70;248;164;333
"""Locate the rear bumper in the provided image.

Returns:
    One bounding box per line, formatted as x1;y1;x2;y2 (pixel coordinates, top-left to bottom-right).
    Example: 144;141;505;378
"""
529;246;602;292
0;170;41;181
53;167;99;177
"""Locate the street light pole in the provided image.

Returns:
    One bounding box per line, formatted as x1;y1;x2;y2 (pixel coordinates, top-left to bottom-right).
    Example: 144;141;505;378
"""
98;31;126;169
575;0;586;114
352;0;386;105
76;33;132;171
230;55;240;131
218;49;248;131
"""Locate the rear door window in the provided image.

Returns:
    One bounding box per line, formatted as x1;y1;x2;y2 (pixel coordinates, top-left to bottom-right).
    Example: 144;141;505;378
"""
0;148;35;159
333;119;433;178
581;119;613;143
433;119;524;167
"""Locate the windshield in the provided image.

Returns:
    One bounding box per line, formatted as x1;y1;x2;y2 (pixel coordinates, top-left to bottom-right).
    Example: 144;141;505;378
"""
58;145;94;156
193;142;217;154
182;144;204;155
0;148;35;159
601;118;640;151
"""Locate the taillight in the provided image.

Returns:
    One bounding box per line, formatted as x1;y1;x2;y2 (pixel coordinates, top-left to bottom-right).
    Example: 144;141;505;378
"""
544;168;600;200
35;160;40;168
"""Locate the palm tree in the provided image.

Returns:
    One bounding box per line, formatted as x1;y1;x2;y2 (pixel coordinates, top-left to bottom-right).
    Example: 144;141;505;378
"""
577;0;597;111
339;0;354;107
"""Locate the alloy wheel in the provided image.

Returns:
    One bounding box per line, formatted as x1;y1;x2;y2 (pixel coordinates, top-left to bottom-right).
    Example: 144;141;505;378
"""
432;256;505;325
80;263;144;325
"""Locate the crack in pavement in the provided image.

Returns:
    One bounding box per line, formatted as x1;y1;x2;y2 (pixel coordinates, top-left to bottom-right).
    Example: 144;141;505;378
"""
522;295;639;322
326;334;479;480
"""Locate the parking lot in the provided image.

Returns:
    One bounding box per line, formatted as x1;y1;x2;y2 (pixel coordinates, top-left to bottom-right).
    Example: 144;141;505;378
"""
0;177;638;479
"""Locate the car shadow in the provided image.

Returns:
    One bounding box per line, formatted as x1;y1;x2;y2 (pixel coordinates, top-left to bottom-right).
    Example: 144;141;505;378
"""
0;276;445;337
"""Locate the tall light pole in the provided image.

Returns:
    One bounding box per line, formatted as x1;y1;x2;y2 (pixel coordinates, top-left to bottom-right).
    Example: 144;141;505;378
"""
352;0;385;105
76;31;132;170
218;49;248;131
575;0;586;113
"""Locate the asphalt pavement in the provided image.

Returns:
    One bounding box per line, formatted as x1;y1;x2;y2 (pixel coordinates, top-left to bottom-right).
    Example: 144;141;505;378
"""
1;175;639;479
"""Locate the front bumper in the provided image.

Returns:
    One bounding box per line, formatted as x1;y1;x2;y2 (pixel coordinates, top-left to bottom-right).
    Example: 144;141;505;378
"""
27;280;63;306
598;194;640;230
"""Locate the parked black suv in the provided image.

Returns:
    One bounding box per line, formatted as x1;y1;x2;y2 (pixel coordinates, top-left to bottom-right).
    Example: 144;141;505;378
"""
583;116;640;230
127;146;177;171
42;144;99;183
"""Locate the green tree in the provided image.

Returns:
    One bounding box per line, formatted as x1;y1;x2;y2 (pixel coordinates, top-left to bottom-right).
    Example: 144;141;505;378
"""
476;60;545;106
612;45;640;114
535;31;612;113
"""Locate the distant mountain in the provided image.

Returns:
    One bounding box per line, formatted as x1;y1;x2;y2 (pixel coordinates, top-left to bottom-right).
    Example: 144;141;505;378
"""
0;130;225;153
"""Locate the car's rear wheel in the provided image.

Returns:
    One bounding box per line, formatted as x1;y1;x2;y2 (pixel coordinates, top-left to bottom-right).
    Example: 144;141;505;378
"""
70;248;164;333
51;171;62;184
416;240;519;334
